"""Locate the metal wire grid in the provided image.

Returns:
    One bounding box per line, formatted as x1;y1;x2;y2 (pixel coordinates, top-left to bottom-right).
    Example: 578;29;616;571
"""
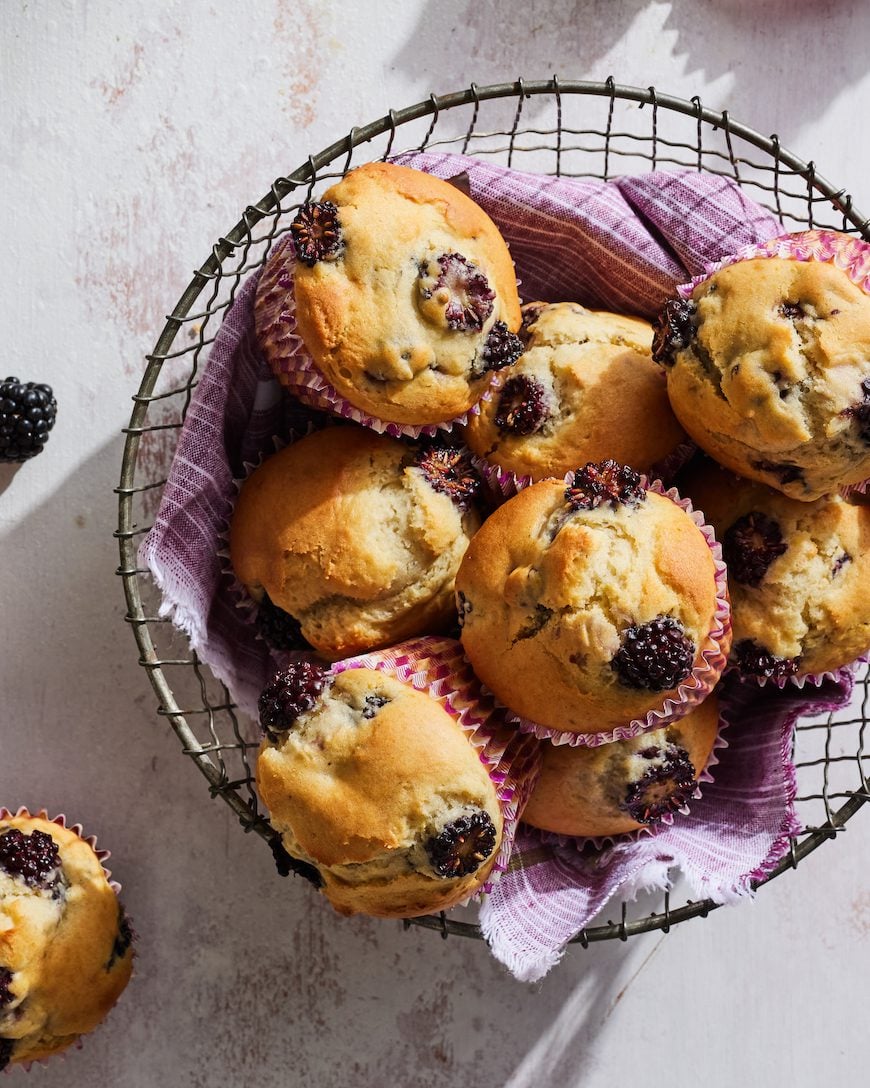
116;78;870;945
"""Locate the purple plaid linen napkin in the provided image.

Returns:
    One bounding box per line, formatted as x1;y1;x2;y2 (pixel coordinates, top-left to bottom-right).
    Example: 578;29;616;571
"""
139;151;850;979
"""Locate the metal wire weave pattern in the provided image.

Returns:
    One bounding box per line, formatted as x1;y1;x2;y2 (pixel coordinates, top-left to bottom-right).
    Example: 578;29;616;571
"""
116;78;870;945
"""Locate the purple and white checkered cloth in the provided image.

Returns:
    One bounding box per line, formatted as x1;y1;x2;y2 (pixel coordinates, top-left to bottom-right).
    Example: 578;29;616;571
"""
139;152;855;981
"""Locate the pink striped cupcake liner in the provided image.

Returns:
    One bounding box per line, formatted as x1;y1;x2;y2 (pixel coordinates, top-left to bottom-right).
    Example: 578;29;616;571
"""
331;636;542;893
501;475;731;748
255;238;494;440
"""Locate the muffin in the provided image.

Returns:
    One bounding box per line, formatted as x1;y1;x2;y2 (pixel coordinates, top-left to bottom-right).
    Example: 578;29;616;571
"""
465;302;687;482
256;662;504;917
654;232;870;500
229;427;482;660
0;813;133;1070
522;693;721;839
683;458;870;681
455;461;728;738
255;161;523;427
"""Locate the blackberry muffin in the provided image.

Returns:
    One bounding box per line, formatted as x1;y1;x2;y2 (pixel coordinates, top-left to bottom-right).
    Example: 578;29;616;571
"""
654;237;870;500
522;694;721;839
683;459;870;681
256;663;503;917
256;161;523;427
455;461;728;738
229;426;482;659
465;302;687;482
0;814;133;1070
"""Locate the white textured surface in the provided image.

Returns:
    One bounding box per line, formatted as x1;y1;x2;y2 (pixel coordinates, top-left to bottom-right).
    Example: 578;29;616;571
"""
2;1;870;1084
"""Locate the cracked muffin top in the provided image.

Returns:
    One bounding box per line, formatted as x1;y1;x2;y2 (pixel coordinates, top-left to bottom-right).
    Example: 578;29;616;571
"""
0;816;133;1071
455;463;725;735
256;664;502;918
654;250;870;500
229;426;482;661
683;459;870;680
256;161;523;426
522;693;720;839
464;302;686;481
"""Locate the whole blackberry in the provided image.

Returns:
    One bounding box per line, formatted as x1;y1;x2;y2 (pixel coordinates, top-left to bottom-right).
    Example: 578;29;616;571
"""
494;375;549;435
651;298;696;366
612;616;695;692
620;746;697;824
258;661;329;741
290;201;343;266
734;639;800;680
256;594;309;652
425;810;497;879
477;321;524;376
0;377;57;462
565;460;646;512
0;828;61;890
722;511;788;587
413;443;481;511
0;969;13;1009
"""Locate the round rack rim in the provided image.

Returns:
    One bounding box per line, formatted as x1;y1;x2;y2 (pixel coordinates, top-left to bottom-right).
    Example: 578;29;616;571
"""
117;76;870;946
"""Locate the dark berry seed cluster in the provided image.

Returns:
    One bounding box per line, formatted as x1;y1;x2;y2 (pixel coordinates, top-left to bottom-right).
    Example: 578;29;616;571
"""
414;444;481;511
844;377;870;444
621;745;697;824
565;459;646;512
651;298;696;366
0;377;57;463
612;616;695;692
256;594;309;651
722;511;788;587
0;828;61;890
519;301;547;341
494;375;549;435
478;321;524;376
106;908;135;971
0;969;13;1009
426;811;497;879
290;201;343;266
420;253;495;332
362;694;388;719
734;640;800;680
258;662;329;741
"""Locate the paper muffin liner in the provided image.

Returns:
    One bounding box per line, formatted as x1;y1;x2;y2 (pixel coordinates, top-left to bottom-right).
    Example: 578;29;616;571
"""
330;636;542;895
0;807;130;1074
256;238;494;440
678;228;870;497
725;649;870;691
499;475;732;748
525;687;731;852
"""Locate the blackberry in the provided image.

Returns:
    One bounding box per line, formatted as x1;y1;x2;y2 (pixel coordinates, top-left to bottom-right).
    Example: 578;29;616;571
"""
494;375;548;435
269;836;323;888
612;616;695;692
734;639;800;680
844;377;870;444
780;301;805;320
256;594;309;651
0;969;13;1009
620;745;697;824
258;661;329;741
290;201;343;266
0;828;61;890
362;694;388;719
0;377;57;462
417;253;494;332
651;299;696;366
476;321;524;376
565;460;646;512
519;301;547;342
722;511;788;587
0;1038;13;1072
106;907;135;971
413;443;481;511
425;811;497;879
751;459;805;487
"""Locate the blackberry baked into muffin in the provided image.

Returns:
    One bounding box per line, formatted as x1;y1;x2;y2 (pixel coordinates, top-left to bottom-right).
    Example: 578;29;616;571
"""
229;426;482;659
455;461;728;737
683;459;870;681
0;814;133;1070
256;663;503;917
522;694;721;839
465;302;687;482
654;235;870;500
255;161;523;427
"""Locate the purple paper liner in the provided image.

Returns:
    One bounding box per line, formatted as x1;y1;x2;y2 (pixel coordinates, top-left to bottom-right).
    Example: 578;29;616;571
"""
500;475;732;748
330;636;542;894
255;238;494;439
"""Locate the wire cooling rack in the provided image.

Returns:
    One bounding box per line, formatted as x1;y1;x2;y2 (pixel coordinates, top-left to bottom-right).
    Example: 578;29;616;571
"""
116;78;870;944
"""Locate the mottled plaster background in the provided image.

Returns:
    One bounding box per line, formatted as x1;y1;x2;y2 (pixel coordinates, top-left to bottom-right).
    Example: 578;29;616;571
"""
2;2;869;1085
